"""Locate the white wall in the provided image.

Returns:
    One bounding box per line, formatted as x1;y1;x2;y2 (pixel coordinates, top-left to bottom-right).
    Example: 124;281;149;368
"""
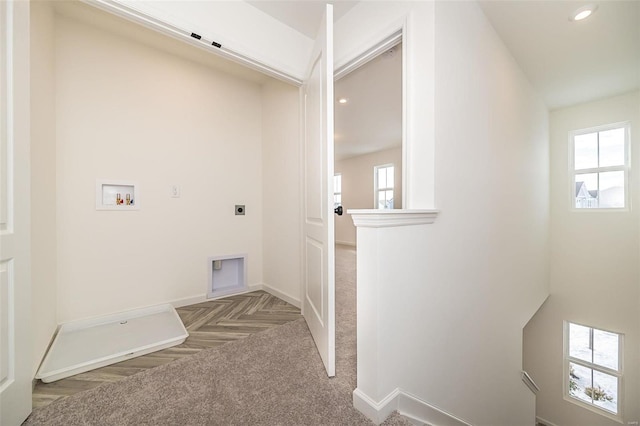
334;147;402;246
30;0;57;376
261;79;302;306
524;91;640;426
350;2;550;424
55;14;264;322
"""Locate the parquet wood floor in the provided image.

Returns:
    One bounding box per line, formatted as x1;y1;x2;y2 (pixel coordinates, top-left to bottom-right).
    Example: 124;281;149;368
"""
32;290;301;409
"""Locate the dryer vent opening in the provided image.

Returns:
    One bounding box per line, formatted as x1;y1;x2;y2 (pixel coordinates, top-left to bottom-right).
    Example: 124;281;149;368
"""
207;255;247;299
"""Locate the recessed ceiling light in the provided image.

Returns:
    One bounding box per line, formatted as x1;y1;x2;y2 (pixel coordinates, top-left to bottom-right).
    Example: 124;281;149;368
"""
570;5;598;21
574;9;592;20
338;98;348;104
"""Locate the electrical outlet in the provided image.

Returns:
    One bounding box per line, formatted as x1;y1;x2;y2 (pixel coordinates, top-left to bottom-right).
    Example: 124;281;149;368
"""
170;185;180;198
235;205;245;215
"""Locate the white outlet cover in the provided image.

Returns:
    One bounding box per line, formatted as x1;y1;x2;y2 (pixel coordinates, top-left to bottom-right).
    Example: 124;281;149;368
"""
170;185;180;198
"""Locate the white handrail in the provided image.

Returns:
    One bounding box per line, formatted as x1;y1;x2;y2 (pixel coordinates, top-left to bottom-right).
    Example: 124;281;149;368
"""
521;370;540;394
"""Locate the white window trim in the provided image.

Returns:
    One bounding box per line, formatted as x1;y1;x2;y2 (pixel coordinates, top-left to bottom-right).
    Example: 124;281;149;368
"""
334;173;342;207
374;164;394;210
569;122;631;212
563;321;624;423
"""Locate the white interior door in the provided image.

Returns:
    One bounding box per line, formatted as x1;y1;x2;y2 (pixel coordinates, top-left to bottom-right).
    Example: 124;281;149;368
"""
302;4;335;377
0;1;32;425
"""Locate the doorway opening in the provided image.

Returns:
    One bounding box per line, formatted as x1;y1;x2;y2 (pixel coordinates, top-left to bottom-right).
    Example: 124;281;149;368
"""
332;35;403;390
334;38;403;244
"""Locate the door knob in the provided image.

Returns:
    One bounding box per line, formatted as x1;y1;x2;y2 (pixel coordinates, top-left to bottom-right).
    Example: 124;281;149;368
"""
334;205;343;216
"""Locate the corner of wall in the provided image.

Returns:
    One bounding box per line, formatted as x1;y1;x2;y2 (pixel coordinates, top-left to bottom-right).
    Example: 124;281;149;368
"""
30;0;58;377
260;79;302;306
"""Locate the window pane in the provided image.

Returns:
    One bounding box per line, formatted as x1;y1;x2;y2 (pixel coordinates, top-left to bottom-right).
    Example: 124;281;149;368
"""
570;323;592;363
575;174;598;209
592;370;618;413
575;133;598;170
385;190;394;209
378;191;386;209
599;128;625;167
569;362;593;404
598;171;624;208
386;166;394;188
594;329;619;371
377;167;387;189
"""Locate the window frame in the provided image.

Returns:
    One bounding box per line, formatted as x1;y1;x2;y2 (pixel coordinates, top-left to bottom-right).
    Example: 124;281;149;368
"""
374;163;395;210
333;173;342;209
569;122;631;212
563;321;624;422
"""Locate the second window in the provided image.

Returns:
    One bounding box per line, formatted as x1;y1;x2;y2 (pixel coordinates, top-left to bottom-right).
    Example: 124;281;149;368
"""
571;123;629;209
375;164;394;209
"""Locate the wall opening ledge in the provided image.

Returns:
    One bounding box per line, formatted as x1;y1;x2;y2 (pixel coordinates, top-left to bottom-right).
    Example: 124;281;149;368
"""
348;209;439;228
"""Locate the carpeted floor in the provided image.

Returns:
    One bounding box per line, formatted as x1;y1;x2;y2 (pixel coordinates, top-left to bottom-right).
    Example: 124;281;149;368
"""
24;246;409;425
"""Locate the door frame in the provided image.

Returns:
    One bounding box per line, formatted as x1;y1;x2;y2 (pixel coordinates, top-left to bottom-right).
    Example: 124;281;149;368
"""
333;21;408;210
321;18;409;393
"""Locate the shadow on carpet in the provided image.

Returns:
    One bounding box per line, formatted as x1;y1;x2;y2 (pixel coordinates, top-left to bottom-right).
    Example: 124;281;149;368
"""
24;319;410;426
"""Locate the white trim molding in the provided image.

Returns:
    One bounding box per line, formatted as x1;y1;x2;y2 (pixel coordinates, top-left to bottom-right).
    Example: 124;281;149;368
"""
146;282;293;311
83;0;303;86
334;30;402;81
171;294;208;309
354;387;471;426
260;283;301;309
353;388;400;425
348;209;439;228
536;416;561;426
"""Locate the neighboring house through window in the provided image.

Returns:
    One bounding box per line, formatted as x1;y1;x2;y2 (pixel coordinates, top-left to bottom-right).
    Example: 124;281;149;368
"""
333;174;341;209
571;123;629;209
374;164;394;209
564;321;623;421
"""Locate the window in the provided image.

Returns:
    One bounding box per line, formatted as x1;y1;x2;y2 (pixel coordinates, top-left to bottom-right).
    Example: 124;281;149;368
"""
333;174;342;209
374;164;394;209
564;321;623;420
571;123;629;209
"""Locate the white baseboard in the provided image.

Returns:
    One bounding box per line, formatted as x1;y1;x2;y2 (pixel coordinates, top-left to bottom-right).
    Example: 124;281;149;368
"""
248;283;263;292
354;387;471;426
171;284;298;308
536;416;560;426
260;283;301;308
170;294;208;308
335;240;356;247
399;390;471;426
353;388;400;425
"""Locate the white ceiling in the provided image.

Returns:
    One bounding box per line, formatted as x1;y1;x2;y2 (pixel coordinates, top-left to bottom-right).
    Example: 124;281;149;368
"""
479;0;640;110
246;1;358;38
334;45;402;160
247;1;639;111
249;0;639;160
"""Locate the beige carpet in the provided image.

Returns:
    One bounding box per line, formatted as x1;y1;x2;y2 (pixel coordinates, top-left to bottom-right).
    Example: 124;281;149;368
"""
24;246;409;425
